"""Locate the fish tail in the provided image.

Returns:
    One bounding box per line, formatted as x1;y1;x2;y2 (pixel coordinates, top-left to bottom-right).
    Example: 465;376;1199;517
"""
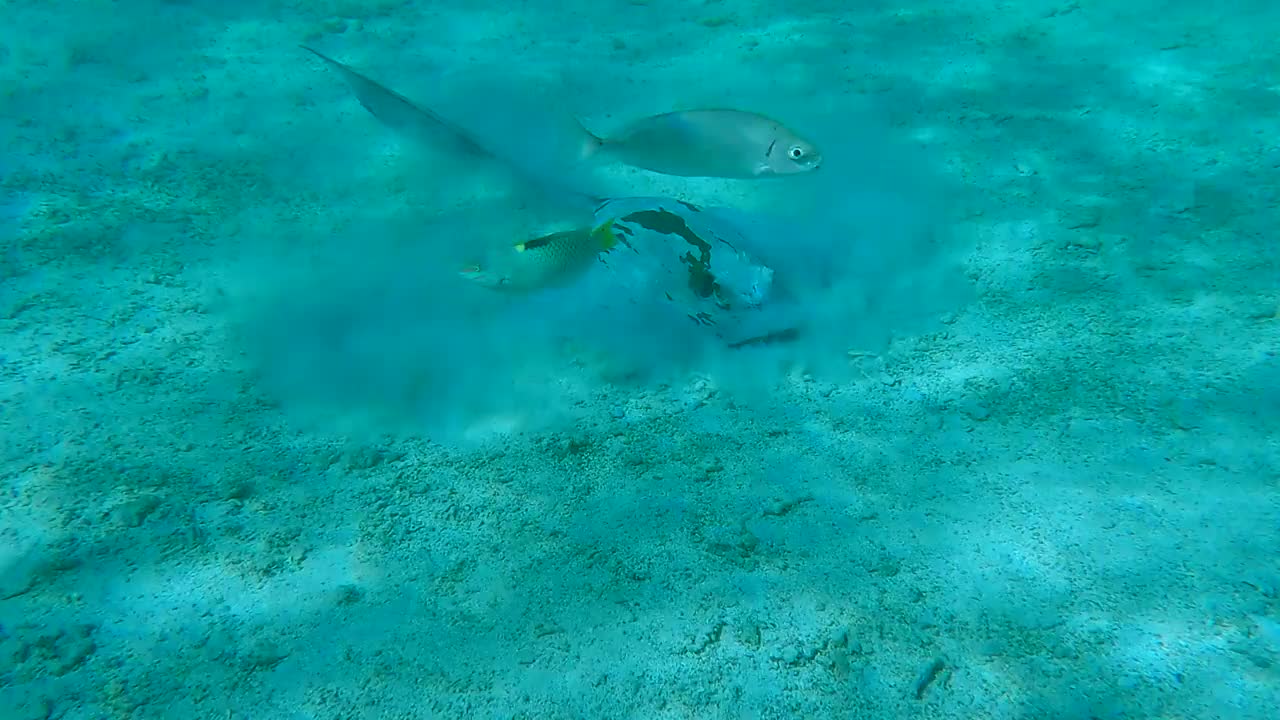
591;218;617;251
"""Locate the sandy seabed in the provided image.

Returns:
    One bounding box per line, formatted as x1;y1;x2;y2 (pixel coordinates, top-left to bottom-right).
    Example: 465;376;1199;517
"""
1;1;1277;718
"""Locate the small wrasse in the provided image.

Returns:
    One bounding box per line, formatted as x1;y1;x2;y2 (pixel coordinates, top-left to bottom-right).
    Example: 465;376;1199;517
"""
459;220;618;292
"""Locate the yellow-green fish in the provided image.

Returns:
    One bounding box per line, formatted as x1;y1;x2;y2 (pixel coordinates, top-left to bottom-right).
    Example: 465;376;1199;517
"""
459;220;618;292
578;109;822;179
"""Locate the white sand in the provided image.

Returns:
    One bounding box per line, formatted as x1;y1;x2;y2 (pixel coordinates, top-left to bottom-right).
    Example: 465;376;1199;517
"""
1;1;1277;718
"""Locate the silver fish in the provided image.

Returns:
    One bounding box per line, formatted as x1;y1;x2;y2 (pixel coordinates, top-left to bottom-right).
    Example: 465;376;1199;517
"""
579;109;822;179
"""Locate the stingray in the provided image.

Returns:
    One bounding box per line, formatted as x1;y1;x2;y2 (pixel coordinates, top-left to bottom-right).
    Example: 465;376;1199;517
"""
302;47;796;347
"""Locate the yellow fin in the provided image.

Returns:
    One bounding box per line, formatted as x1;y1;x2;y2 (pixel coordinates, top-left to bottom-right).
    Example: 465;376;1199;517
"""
591;219;617;251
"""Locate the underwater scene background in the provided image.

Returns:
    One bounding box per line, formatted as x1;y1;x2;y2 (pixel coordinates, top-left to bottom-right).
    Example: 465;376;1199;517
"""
1;1;1277;718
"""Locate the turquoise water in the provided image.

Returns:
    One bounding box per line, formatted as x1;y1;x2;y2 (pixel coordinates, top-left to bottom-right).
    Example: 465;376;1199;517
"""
1;1;1277;718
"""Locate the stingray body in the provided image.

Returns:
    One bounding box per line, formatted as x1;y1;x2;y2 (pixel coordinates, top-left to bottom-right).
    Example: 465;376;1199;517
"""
592;198;793;345
304;48;797;347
